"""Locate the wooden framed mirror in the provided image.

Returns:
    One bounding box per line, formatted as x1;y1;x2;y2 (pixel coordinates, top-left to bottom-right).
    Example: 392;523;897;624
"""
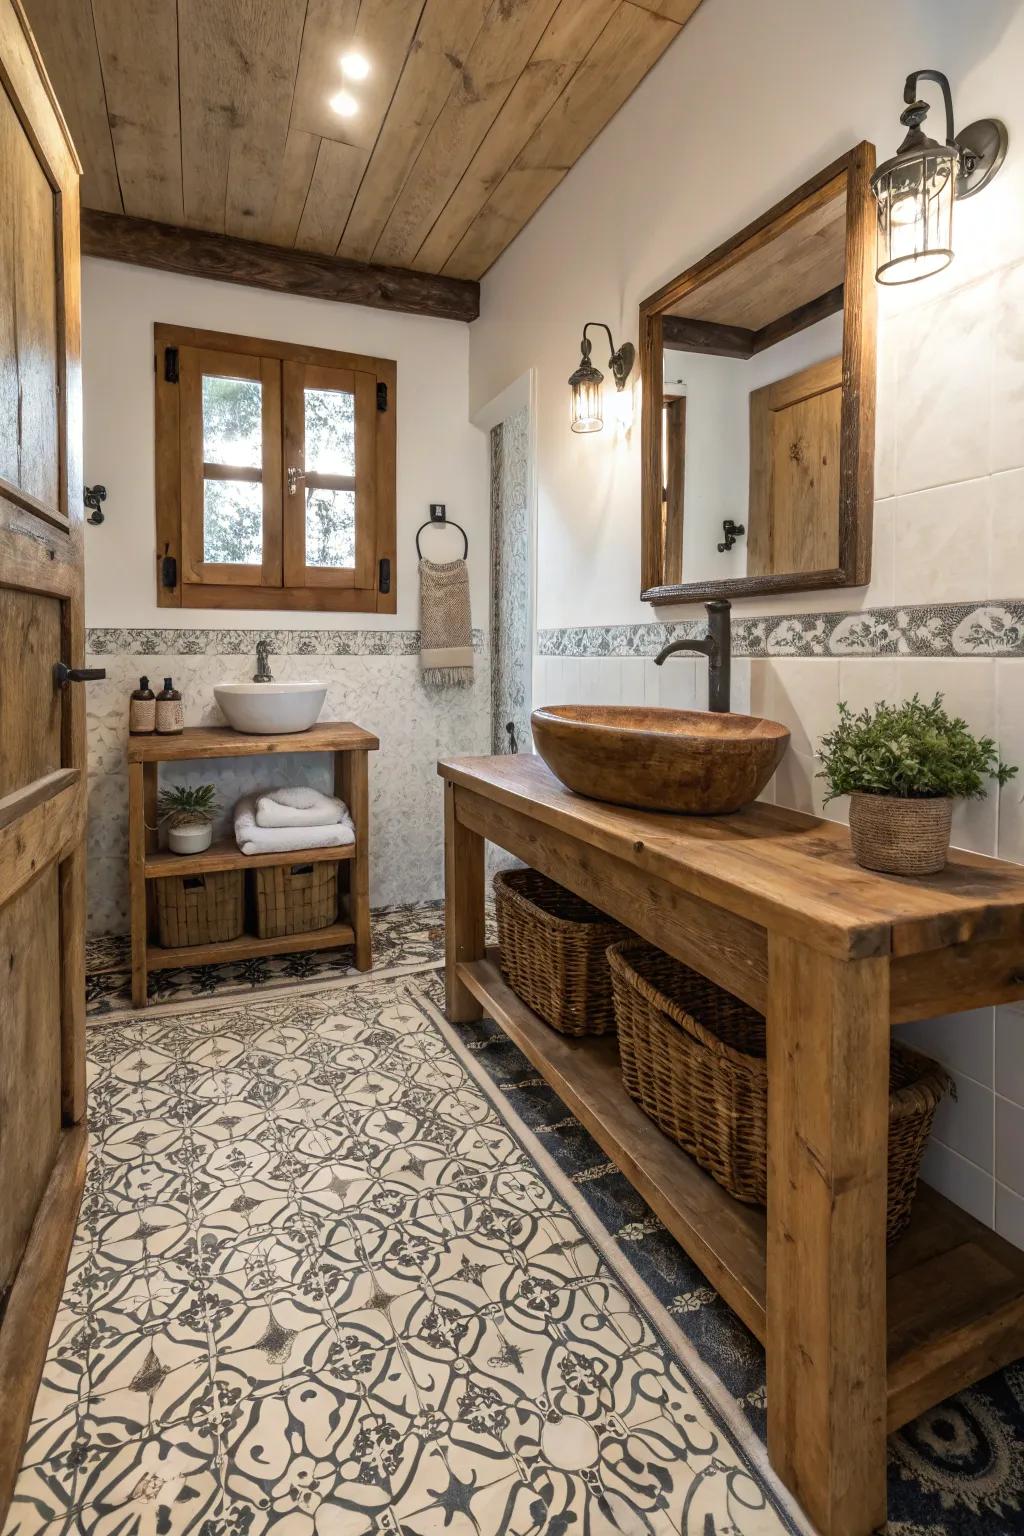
640;143;877;603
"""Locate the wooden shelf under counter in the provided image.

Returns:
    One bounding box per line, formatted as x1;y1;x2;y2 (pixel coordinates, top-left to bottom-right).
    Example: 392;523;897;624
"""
128;722;378;1006
459;948;1024;1436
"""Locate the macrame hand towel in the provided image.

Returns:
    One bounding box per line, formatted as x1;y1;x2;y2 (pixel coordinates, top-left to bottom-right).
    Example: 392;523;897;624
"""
419;557;473;687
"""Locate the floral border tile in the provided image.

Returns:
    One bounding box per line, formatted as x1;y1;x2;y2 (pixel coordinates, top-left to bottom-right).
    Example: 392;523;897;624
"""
86;628;485;657
538;602;1024;660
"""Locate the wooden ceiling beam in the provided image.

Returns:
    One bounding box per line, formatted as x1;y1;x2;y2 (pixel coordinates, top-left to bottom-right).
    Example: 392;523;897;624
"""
81;210;480;322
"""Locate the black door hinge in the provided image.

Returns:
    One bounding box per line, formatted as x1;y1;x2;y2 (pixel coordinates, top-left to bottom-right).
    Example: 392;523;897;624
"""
378;557;391;594
376;382;388;412
164;346;179;383
161;552;178;589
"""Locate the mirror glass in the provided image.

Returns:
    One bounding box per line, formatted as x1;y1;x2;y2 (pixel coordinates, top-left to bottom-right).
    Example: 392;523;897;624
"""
641;150;875;602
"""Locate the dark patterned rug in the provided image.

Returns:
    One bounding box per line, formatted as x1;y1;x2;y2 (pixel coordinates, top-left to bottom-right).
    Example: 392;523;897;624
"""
416;971;1024;1536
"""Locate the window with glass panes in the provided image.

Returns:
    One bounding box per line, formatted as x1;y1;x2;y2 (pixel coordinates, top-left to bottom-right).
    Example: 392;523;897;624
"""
155;325;396;612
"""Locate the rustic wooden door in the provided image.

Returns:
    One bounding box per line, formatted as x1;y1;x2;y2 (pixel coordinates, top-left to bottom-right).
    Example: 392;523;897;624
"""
747;354;843;577
0;0;90;1514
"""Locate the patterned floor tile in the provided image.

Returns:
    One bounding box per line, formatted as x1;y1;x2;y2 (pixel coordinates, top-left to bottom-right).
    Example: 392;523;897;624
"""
15;918;1016;1534
8;969;804;1536
84;900;463;1016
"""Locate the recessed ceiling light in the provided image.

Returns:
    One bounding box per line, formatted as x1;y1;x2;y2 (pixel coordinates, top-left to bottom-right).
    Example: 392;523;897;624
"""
330;89;359;117
340;50;370;81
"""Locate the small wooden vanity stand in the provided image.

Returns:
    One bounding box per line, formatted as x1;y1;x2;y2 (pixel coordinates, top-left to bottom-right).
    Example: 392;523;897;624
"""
128;722;377;1007
440;753;1024;1536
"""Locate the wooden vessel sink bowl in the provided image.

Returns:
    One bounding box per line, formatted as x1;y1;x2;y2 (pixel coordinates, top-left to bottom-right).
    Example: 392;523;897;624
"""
530;704;790;813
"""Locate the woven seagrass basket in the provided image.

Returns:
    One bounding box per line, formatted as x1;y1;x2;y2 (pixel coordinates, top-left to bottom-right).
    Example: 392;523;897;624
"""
849;793;954;876
607;939;952;1243
155;869;244;948
254;860;338;939
494;868;629;1037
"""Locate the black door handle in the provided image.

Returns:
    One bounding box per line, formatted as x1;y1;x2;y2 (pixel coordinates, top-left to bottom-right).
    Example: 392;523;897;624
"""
53;663;107;688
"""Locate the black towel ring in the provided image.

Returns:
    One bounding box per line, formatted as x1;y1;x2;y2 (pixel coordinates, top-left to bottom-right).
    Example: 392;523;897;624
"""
416;504;468;560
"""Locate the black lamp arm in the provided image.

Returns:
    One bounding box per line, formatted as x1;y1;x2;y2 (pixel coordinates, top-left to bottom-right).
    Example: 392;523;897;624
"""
580;321;635;389
902;69;956;145
581;321;618;367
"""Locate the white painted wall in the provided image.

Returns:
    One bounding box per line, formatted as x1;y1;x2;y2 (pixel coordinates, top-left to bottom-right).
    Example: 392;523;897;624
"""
470;0;1024;630
81;259;491;928
473;0;1024;1241
82;257;489;629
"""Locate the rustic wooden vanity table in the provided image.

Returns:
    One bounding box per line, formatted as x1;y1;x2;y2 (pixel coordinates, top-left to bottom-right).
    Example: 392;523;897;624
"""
440;753;1024;1536
128;722;376;1006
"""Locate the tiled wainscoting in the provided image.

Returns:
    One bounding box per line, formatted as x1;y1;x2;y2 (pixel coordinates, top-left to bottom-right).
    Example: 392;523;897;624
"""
84;629;489;938
533;619;1024;1250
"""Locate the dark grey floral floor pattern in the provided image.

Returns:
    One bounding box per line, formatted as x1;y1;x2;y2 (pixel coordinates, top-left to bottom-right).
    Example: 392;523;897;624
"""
6;973;801;1536
51;908;1024;1533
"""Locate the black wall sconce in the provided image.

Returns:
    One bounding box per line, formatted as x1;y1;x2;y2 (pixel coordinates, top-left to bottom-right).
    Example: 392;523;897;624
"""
871;69;1008;285
568;323;635;434
84;484;107;525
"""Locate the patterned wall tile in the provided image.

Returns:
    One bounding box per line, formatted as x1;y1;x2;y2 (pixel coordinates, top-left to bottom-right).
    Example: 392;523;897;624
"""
490;407;532;755
538;601;1024;660
87;628;485;657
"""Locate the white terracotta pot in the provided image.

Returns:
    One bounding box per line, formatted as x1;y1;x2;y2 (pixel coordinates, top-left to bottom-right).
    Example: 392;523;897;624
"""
167;821;214;855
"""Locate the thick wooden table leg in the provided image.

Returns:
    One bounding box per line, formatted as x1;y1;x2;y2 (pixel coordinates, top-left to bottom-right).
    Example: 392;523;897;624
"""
766;934;890;1536
444;780;484;1022
339;749;372;971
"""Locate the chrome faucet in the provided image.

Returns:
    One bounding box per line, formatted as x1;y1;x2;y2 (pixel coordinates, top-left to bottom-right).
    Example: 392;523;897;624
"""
654;599;731;712
254;639;273;683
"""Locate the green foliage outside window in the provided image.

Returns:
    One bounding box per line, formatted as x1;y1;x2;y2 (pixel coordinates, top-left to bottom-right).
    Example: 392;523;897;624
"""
201;375;356;568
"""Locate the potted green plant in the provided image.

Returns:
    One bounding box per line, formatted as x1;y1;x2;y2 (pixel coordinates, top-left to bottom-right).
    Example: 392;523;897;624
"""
158;784;220;856
818;693;1016;875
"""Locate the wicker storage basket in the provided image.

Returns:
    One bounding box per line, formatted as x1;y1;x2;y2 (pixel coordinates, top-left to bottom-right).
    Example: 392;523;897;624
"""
494;868;629;1036
155;869;244;948
254;860;338;939
608;939;952;1243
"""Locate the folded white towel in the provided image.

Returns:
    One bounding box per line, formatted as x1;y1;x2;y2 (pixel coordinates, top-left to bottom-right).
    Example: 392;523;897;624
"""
235;795;354;856
255;785;349;829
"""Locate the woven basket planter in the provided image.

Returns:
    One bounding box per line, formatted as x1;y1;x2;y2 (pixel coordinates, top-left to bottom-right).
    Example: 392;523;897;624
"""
254;860;339;939
494;868;629;1036
849;793;954;876
608;939;952;1243
155;870;244;948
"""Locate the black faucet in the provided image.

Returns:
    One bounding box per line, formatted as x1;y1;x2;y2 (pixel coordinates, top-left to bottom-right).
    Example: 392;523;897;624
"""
253;638;273;683
654;599;731;713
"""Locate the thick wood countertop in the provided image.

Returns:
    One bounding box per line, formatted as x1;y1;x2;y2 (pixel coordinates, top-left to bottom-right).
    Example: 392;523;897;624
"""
439;753;1024;961
128;722;379;762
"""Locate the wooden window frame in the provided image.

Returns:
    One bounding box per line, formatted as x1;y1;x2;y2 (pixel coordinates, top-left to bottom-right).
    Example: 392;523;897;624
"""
155;323;396;613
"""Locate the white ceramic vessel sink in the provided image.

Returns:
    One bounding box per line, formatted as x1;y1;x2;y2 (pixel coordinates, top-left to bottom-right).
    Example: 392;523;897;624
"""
214;682;327;735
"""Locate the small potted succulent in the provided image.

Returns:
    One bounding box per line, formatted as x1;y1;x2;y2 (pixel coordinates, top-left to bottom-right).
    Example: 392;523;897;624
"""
158;784;219;856
818;693;1016;876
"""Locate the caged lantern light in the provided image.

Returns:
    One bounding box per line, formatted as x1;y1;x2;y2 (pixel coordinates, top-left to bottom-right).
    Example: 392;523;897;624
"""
871;68;1007;286
568;323;635;434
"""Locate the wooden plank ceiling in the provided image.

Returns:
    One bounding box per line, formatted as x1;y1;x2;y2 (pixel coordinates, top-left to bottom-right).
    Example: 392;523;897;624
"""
22;0;702;283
